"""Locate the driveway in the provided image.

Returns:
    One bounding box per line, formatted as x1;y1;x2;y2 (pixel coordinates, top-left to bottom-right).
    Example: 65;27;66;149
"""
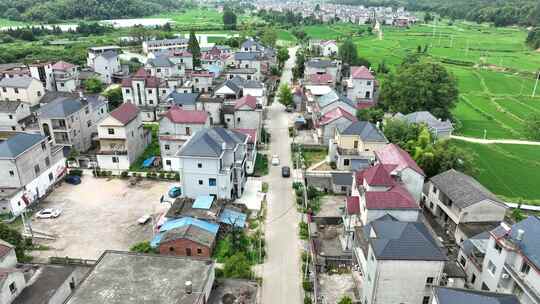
261;46;302;304
28;176;174;262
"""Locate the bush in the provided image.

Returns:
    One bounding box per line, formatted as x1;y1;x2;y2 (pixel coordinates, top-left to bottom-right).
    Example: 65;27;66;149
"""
120;171;129;178
174;173;180;181
292;182;303;190
330;161;337;169
296;196;304;206
222;253;253;279
299;222;308;240
304;296;312;304
159;173;165;179
302;280;313;292
307;186;321;200
68;169;83;176
130;241;154;253
261;182;269;193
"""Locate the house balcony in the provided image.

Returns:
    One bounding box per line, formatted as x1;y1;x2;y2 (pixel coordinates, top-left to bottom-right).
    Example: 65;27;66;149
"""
53;133;70;145
336;147;373;159
502;263;540;303
98;150;128;156
51;119;67;130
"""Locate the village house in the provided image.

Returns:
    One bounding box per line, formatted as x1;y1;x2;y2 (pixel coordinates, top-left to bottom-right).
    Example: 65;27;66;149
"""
304;59;341;85
310;40;339;57
456;231;490;290
432;287;520;304
64;251;216;304
177;127;248;200
96;103;149;171
0;133;65;216
121;68;170;121
479;217;540;304
38;96;95;152
142;38;189;54
423;169;507;243
0;63;30;79
87;49;121;84
393;111;454;139
346;66;375;102
189;71;214;93
329;121;388;171
86;46;121;67
233;128;257;175
29;61;79;93
224;68;257;81
159;107;210;171
233;52;263;80
197;96;224;125
170;50;194;71
0;268;25;303
352;215;447;304
223;95;263;141
0;101;32;131
315;106;357;144
214;77;245;100
0;77;44;106
145;54;181;80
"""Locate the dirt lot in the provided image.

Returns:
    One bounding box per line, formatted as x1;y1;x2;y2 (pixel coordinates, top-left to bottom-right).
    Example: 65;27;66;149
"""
28;176;176;262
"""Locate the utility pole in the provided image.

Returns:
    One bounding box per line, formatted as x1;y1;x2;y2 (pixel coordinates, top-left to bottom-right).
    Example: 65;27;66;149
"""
533;71;540;98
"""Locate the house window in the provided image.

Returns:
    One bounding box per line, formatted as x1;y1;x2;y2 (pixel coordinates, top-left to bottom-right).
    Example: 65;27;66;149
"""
186;248;192;256
432;186;438;194
41;142;46;150
459;256;466;267
481;283;490;291
198;180;203;185
169;247;175;252
186;127;191;135
112;156;119;163
85;107;89;114
494;242;502;254
197;248;202;255
340;186;347;192
8;114;12;119
426;277;434;285
9;282;16;294
487;260;497;275
165;160;171;166
367;81;372;86
147;89;153;94
344;159;350;166
149;100;154;104
14;88;19;94
353;141;358;149
87;121;91;127
48;172;53;181
108;128;115;135
156;68;161;73
60;83;65;87
126;89;131;93
237;117;241;122
422;296;430;304
1;87;5;92
471;274;476;284
521;261;531;274
197;163;202;168
162;90;166;94
209;178;216;186
34;164;40;175
9;170;14;177
45;157;50;167
165;144;170;150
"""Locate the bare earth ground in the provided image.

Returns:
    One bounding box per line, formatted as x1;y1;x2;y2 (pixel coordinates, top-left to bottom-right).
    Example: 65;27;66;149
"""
318;273;356;304
28;176;174;262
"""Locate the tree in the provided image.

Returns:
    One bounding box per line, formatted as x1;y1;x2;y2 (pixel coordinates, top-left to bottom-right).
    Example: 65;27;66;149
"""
277;47;290;68
525;112;540;140
130;241;154;253
383;119;423;149
339;38;359;66
338;296;353;304
357;107;384;123
187;30;201;67
222;253;253;279
379;62;458;120
293;50;306;80
261;27;277;48
424;12;434;23
84;77;104;93
526;27;540;49
278;84;293;107
223;8;237;30
0;223;28;261
103;87;123;110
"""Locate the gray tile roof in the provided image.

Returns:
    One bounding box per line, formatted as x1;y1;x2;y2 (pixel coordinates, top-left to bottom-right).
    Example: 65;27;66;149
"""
306;59;337;68
39;91;79;104
39;97;86;118
0;76;35;88
217;77;245;95
234;52;260;61
501;216;540;269
430;169;505;209
433;287;520;304
341;121;387;142
0;133;45;158
147;55;174;67
161;224;216;248
0;101;22;113
332;172;353;186
460;231;489;257
364;217;447;261
241;39;264;50
399;111;453;132
178;127;247;158
243;80;264;89
100;50;118;60
164;92;199;106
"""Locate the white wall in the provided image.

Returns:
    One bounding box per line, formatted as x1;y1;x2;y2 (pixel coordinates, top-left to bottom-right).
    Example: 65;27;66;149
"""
0;271;25;304
400;168;424;203
0;249;17;268
97;154;130;170
180;157;233;199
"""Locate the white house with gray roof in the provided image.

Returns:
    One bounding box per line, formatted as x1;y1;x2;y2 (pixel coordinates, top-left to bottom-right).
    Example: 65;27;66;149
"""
0;76;44;106
176;127;248;200
142;38;189;54
394;111;454;139
145;54;181;79
423;169;507;244
0;133;65;216
431;287;520;304
353;215;447;304
90;50;121;84
304;59;341;84
0;101;32;131
38;96;96;152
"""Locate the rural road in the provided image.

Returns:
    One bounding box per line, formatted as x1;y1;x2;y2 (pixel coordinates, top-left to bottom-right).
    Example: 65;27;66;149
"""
261;46;302;304
451;135;540;146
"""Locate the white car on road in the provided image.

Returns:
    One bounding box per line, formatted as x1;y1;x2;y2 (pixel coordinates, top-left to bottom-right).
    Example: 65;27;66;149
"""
271;155;280;166
35;208;62;219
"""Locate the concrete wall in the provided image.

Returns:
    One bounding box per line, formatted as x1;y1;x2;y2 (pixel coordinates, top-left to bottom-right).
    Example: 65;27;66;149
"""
180;157;233;199
347;78;374;101
97;154;130;171
0;249;16;268
461;200;506;223
0;103;31;131
366;209;420;224
0;271;25;304
159;238;212;258
0;78;44;106
48;266;90;304
457;248;483;290
400;168;424;203
93;55;121;84
196;102;221;125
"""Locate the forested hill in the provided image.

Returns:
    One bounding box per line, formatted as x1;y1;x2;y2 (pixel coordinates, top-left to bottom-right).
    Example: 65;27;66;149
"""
334;0;540;26
0;0;185;23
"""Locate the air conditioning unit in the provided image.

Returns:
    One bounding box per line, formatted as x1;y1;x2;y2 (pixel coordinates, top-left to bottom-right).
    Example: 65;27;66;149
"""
501;274;510;279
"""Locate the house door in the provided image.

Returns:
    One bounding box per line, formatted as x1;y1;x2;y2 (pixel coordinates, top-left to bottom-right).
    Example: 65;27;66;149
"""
186;248;192;256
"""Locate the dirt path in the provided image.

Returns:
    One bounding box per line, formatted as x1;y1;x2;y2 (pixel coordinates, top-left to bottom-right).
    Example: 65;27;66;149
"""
451;135;540;145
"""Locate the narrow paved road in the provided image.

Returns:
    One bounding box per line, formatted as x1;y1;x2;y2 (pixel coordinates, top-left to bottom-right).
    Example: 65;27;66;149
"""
451;135;540;146
261;47;302;304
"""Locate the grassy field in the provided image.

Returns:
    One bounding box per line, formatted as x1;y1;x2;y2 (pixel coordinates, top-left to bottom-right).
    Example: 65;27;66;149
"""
152;8;263;29
0;18;27;27
452;140;540;203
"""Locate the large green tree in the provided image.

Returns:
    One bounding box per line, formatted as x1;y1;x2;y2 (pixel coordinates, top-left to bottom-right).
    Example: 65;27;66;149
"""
0;223;28;261
84;78;104;93
278;84;293;107
277;47;290;68
187;30;201;67
379;62;458;120
223;8;237;30
103;87;123;110
339;38;359;65
261;27;277;48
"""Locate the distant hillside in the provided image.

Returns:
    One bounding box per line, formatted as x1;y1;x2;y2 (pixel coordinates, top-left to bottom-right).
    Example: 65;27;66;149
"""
0;0;186;23
334;0;540;26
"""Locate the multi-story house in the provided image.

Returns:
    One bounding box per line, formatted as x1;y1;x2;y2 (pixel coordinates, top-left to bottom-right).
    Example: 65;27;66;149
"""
190;71;214;93
0;63;30;79
457;231;490;290
480;217;540;304
142;38;189;54
0;77;44;106
315;106;357;144
121;68;170;121
223;95;263;141
50;61;79;92
242;80;266;106
310;40;339;57
38;96;95;152
96;103;148;170
170;50;194;71
177;127;248;200
0;133;65;216
353;215;447;304
423;169;507;243
329;121;388;171
374;143;425;203
160;92;200;113
214;77;245;101
233;52;263;80
145;54;181;79
432;287;520;304
0;101;32;131
304;59;341;84
88;50;121;84
159;107;210;172
224;68;257;81
87;45;121;67
347;66;375;101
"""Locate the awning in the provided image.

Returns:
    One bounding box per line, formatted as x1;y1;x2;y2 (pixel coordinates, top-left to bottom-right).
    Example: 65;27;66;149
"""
192;195;215;209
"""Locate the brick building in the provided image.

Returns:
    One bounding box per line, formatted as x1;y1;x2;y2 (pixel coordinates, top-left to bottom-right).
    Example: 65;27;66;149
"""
158;224;217;258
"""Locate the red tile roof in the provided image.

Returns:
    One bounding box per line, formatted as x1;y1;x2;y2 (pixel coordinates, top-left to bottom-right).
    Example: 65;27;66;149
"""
191;71;213;77
365;185;418;209
110;102;139;125
363;164;397;187
234;95;257;110
133;67;150;78
346;196;360;215
356;101;375;110
309;73;333;85
233;128;257;144
351;66;374;80
0;240;13;258
171;50;192;57
375;144;425;176
52;60;75;71
122;68;167;88
319;107;357;126
164;107;208;124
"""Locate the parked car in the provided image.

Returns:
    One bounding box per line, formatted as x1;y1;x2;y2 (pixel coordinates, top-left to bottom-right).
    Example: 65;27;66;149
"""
271;155;280;166
281;166;291;177
168;186;182;198
65;175;81;185
36;208;62;219
137;214;151;225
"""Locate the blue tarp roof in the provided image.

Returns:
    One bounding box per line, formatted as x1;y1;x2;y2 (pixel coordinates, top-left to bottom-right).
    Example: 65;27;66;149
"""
219;208;247;228
192;195;214;209
142;156;156;168
151;217;219;247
